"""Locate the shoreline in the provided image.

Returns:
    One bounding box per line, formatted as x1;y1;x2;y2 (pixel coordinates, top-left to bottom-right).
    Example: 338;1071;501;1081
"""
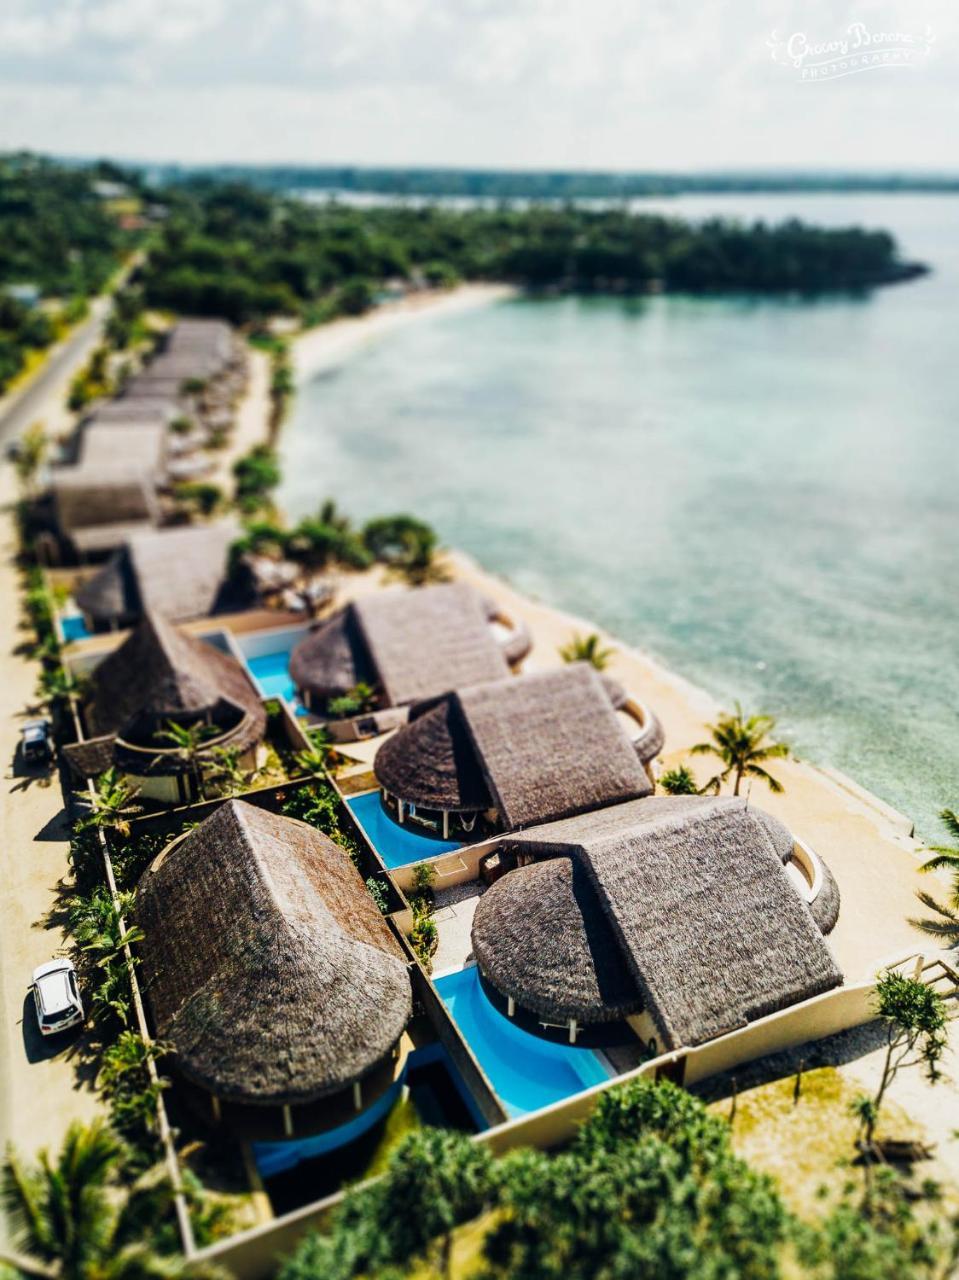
293;283;517;382
280;297;933;983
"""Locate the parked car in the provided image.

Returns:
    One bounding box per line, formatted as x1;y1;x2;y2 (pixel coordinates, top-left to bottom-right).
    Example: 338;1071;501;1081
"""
32;960;84;1036
20;719;52;765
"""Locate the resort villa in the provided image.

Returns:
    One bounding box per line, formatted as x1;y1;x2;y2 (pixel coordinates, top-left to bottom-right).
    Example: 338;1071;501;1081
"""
63;611;268;803
371;663;663;845
136;801;412;1139
288;581;531;738
471;795;842;1061
51;465;162;558
74;523;254;632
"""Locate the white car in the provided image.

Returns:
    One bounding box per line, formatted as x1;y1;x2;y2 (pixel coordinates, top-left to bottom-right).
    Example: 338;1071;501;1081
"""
32;960;84;1036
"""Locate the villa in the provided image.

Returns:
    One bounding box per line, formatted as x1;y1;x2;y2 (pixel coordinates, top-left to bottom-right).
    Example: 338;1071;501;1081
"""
62;611;267;803
288;582;532;738
77;420;168;480
136;800;412;1138
470;795;842;1062
51;466;161;558
74;523;254;632
372;663;662;843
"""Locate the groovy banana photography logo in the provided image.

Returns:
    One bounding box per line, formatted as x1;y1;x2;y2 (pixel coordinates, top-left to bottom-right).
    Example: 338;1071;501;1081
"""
768;22;935;81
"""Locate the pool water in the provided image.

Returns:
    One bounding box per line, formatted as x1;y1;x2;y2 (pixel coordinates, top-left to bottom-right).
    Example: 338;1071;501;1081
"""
435;966;611;1118
347;789;462;870
245;650;306;713
61;614;91;642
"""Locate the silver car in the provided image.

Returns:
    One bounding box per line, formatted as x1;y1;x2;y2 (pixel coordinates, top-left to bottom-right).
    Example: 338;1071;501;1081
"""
32;960;84;1036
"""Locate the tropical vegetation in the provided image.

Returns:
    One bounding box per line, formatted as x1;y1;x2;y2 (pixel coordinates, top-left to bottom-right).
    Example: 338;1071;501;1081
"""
912;808;959;945
691;703;789;797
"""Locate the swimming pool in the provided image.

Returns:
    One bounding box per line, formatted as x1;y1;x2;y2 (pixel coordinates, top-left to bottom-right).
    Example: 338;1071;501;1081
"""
347;790;463;871
61;614;91;642
435;966;612;1118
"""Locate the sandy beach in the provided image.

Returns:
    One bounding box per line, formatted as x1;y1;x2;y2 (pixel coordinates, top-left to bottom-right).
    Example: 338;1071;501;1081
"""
287;286;937;989
293;283;516;382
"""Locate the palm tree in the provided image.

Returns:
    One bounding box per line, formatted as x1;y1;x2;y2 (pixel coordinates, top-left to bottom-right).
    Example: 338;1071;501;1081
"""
690;703;788;797
206;745;256;797
155;720;219;798
911;809;959;946
558;632;614;671
36;664;80;705
295;727;337;777
76;769;140;839
69;887;144;967
659;763;699;796
1;1121;180;1280
14;421;48;496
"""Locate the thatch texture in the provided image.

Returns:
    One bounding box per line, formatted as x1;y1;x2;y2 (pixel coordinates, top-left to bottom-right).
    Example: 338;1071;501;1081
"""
136;800;411;1105
289;584;510;709
474;795;843;1048
83;611;266;775
53;467;160;549
374;664;653;825
79;423;167;477
75;524;249;627
472;857;642;1023
288;608;375;705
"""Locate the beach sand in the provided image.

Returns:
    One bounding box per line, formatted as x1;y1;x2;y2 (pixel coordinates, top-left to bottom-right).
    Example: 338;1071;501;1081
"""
293;283;516;381
289;281;937;987
445;548;934;986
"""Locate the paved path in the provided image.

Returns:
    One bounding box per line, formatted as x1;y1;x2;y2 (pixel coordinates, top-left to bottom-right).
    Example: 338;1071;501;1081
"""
0;314;110;1246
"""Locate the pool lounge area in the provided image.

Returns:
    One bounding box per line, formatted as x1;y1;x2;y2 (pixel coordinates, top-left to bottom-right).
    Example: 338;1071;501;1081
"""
435;965;612;1119
348;789;464;871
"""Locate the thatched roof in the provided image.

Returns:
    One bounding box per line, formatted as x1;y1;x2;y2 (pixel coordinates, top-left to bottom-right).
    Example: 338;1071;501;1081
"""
289;583;510;707
52;467;160;550
136;800;411;1105
82;611;266;775
472;796;842;1045
79;423;166;477
374;664;653;824
75;523;250;627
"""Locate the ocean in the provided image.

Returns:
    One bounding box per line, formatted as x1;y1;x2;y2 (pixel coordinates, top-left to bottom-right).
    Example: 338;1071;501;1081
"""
279;194;959;839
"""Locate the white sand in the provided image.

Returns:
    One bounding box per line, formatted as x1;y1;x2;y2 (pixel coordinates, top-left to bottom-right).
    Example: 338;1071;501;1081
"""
293;284;516;382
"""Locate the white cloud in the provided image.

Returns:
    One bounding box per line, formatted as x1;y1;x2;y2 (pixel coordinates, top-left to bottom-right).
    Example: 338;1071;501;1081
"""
0;0;954;167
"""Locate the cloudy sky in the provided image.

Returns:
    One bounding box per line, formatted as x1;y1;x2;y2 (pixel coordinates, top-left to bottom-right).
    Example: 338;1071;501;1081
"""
0;0;954;170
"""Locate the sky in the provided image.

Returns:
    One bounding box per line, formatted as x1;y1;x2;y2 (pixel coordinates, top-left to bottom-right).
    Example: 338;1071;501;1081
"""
0;0;955;170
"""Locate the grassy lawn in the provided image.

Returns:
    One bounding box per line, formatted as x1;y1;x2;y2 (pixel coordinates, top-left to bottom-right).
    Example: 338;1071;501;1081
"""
711;1065;925;1219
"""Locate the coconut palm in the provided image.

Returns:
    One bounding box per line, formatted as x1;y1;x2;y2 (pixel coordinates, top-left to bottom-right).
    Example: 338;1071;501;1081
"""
690;703;788;797
911;809;959;945
558;632;614;671
1;1120;180;1280
14;421;48;496
76;769;140;839
155;720;219;798
69;887;144;967
295;727;337;777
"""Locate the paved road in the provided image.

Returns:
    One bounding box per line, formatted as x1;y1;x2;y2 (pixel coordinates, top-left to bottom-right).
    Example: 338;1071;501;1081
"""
0;297;110;444
0;304;112;1247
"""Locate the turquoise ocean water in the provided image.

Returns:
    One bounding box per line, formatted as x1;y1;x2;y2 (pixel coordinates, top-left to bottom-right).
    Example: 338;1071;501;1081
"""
280;195;959;839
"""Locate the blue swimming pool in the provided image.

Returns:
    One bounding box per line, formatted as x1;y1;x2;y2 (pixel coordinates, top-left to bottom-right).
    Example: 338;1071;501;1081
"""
246;650;307;714
435;966;612;1119
61;614;91;642
347;790;462;871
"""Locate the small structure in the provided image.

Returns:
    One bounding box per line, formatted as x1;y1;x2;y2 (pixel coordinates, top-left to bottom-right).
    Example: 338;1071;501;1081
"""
62;611;267;803
75;523;253;632
288;582;531;736
471;795;842;1056
78;421;168;480
51;466;160;558
136;800;411;1136
374;664;656;840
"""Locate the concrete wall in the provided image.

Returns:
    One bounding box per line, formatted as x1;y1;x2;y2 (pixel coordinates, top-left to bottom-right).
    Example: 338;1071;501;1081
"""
190;976;880;1280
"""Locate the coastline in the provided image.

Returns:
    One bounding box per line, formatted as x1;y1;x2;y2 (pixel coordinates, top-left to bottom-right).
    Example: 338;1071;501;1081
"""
279;297;934;986
293;283;517;382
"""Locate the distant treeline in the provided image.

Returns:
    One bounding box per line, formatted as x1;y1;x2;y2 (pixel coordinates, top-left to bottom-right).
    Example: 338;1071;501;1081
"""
139;163;959;200
0;154;136;390
136;177;925;325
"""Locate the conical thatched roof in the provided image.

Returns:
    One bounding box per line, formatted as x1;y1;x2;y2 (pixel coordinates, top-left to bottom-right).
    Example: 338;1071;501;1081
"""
82;611;266;774
136;800;411;1105
472;796;842;1046
375;664;653;826
75;523;250;627
289;583;511;708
